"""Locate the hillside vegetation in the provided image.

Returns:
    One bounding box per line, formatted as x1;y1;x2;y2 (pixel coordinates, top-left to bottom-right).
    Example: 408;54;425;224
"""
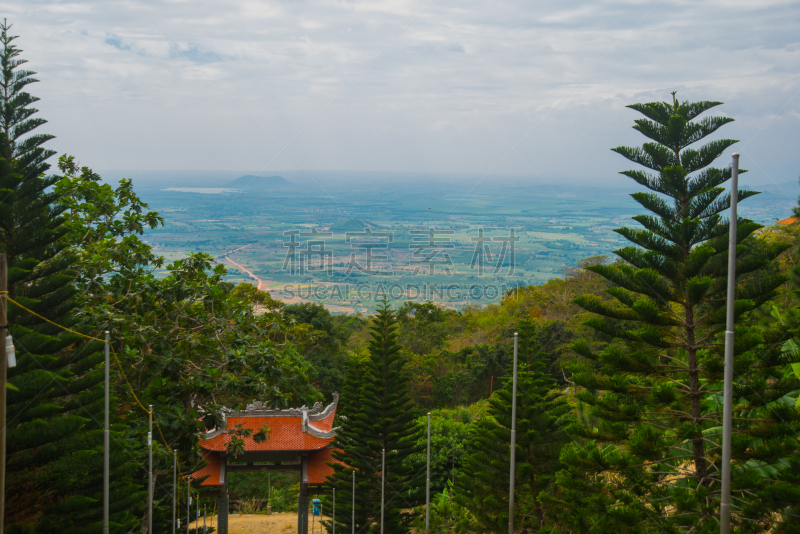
2;23;799;534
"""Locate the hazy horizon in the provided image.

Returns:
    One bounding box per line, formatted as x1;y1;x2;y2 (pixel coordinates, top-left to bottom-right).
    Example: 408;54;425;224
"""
7;0;800;192
97;167;800;191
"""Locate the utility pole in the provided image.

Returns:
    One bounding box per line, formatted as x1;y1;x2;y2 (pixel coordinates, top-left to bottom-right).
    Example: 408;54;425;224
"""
148;405;153;534
0;253;7;534
381;449;385;534
187;478;191;534
508;333;518;534
720;153;740;534
351;470;355;534
104;331;110;534
173;450;177;534
426;412;431;534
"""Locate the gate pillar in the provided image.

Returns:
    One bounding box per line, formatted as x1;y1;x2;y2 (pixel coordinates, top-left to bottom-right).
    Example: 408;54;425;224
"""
218;456;229;534
297;483;309;534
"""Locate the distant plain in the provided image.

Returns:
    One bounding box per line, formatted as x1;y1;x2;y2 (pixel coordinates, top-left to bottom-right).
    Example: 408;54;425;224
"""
127;171;797;313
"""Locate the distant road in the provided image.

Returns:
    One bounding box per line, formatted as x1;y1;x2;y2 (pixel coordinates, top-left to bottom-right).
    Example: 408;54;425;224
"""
220;244;354;312
221;243;264;290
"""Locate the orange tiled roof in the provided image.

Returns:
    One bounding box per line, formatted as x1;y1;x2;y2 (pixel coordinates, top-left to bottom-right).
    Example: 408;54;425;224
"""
778;216;799;225
307;448;344;484
192;450;221;486
199;413;335;452
199;394;338;452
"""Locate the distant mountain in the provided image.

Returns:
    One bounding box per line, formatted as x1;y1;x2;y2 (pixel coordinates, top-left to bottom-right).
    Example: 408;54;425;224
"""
330;218;384;231
226;175;297;190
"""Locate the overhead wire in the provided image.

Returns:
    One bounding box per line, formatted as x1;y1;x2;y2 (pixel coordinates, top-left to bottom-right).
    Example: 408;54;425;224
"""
3;293;196;478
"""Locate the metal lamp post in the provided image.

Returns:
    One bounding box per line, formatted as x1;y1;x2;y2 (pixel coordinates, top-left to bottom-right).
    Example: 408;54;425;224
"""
720;153;740;534
381;449;385;534
352;470;355;534
426;412;431;534
103;332;110;534
173;449;177;534
508;333;518;534
187;478;191;534
148;405;153;534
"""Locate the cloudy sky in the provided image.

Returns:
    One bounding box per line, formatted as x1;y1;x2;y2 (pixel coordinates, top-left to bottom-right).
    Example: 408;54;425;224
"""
5;0;800;186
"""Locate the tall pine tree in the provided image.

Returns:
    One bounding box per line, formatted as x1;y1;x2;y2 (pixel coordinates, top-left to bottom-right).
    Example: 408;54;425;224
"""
328;300;424;534
328;350;372;533
565;94;791;531
1;21;143;532
455;319;572;533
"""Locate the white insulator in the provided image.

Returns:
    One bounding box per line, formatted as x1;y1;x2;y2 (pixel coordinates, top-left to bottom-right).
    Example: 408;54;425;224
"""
6;334;15;368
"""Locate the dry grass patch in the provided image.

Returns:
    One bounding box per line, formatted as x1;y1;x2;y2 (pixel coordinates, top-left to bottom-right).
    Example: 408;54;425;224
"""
206;512;331;534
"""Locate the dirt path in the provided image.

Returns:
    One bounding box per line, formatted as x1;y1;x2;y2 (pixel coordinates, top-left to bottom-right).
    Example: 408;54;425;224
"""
221;244;355;313
204;512;330;533
221;245;312;306
224;255;265;290
221;243;265;290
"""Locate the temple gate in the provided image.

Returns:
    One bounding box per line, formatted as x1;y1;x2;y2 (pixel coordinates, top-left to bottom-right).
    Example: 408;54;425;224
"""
191;393;341;534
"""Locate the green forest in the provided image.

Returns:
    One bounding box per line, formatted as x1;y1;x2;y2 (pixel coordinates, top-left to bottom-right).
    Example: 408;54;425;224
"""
3;22;800;534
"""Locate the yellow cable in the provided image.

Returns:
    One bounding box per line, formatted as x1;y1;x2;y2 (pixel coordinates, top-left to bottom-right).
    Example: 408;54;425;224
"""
3;294;192;473
6;296;151;414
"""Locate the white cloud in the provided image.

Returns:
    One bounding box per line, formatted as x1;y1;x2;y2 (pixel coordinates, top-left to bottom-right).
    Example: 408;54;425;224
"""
1;0;798;183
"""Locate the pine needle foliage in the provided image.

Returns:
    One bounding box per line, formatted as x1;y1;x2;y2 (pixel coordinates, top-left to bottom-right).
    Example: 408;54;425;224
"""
566;94;793;531
0;21;143;532
328;352;374;533
455;319;572;533
327;299;424;534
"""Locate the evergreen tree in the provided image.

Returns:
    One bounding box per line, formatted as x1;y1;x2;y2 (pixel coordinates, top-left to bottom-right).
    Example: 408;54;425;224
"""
328;300;424;534
0;21;143;532
564;94;792;531
328;351;374;533
455;319;572;533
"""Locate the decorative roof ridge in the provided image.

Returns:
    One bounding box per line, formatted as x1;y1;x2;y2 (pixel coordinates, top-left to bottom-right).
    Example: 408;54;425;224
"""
306;422;340;440
201;407;232;439
203;427;227;440
308;392;338;421
241;392;338;418
198;393;340;442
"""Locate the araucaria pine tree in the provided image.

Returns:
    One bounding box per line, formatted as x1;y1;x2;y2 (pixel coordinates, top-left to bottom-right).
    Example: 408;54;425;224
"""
1;22;143;532
455;319;572;533
564;94;791;531
328;299;424;534
327;351;372;533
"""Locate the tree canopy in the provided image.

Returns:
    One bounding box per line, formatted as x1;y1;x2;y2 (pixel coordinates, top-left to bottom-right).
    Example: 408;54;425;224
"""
3;25;800;533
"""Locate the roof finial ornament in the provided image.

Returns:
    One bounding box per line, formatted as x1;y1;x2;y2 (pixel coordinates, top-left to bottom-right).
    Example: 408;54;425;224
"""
246;400;270;411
